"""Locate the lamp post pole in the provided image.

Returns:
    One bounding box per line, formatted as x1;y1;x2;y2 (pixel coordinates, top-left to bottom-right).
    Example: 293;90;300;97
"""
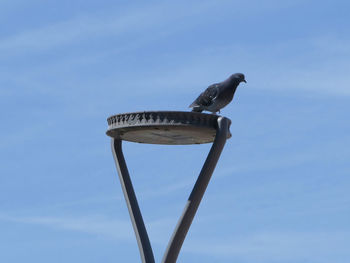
111;139;155;263
162;117;229;263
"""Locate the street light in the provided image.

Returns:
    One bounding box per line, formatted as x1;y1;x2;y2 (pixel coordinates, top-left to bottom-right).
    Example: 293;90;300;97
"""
106;111;231;263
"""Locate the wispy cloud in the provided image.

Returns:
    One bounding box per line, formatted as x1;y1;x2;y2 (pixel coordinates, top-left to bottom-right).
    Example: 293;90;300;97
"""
143;37;350;96
0;7;156;53
0;213;133;240
184;231;350;262
0;0;222;55
0;0;311;56
2;1;348;98
0;212;181;247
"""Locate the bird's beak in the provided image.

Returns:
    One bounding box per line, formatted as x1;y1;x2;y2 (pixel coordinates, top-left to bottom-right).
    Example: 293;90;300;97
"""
243;79;247;83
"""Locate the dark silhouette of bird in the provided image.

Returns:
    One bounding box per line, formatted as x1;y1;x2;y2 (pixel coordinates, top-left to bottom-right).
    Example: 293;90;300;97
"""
189;73;246;114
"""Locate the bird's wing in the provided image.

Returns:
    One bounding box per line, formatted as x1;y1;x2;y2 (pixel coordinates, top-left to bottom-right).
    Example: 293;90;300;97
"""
191;84;219;107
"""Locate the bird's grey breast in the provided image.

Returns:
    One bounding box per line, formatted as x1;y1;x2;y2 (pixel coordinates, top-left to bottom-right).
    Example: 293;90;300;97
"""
214;84;235;106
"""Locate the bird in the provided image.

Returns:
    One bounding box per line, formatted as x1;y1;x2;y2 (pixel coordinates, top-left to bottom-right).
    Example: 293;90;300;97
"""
189;73;246;114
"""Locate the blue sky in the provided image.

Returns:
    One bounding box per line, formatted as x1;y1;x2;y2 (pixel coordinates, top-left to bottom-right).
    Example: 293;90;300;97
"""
1;0;349;262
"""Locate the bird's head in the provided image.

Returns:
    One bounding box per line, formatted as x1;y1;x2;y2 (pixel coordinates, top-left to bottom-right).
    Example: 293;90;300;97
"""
232;73;247;84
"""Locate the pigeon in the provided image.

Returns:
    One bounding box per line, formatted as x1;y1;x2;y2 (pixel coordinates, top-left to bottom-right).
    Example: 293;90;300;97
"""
189;73;246;114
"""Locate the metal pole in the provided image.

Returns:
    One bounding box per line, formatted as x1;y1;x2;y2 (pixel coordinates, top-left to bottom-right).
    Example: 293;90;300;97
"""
111;139;155;263
162;117;230;263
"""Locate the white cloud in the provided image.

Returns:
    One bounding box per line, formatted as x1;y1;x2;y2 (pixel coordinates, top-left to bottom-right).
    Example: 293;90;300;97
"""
0;213;133;240
0;0;310;55
2;1;348;98
183;231;350;262
0;1;220;55
218;134;350;178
